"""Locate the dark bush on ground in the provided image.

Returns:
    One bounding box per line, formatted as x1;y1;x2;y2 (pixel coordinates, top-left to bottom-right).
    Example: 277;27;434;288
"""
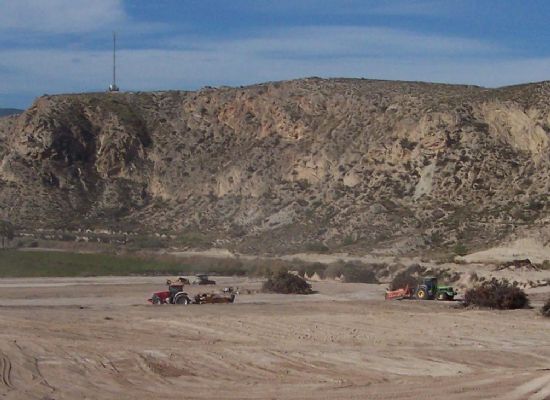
263;271;313;294
390;272;418;290
464;278;529;310
542;298;550;317
341;263;379;283
390;264;425;290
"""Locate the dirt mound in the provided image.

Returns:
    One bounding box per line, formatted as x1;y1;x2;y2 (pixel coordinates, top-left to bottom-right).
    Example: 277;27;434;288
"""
263;271;313;294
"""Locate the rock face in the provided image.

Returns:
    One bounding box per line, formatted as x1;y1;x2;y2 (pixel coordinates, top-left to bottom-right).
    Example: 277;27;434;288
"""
0;78;549;253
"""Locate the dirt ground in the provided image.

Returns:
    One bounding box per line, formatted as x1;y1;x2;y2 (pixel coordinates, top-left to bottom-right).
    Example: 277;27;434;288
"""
0;276;549;400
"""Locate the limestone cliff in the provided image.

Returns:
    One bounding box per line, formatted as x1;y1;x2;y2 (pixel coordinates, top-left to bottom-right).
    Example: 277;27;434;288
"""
1;78;549;254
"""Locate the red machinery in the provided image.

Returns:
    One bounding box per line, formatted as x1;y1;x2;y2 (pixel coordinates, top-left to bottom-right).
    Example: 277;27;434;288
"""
384;285;413;300
148;277;192;305
148;290;171;304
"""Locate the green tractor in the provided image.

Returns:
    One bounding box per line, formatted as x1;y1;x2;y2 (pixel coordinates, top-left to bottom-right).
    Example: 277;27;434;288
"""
415;277;457;301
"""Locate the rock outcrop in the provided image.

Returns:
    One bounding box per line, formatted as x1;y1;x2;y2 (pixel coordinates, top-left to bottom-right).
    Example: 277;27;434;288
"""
1;78;549;254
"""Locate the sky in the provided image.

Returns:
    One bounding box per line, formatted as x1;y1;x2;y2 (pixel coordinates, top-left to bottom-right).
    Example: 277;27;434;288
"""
0;0;549;108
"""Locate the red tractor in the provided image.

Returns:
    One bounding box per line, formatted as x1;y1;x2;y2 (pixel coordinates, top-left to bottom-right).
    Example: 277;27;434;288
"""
148;277;192;305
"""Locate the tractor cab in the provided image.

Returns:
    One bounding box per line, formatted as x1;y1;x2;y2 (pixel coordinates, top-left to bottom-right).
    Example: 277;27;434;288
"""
415;276;457;301
415;276;438;300
423;277;438;291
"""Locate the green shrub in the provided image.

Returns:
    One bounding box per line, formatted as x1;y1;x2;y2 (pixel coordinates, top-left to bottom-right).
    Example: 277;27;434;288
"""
262;271;313;294
129;235;168;249
305;242;329;253
342;235;355;246
453;243;468;256
464;279;529;310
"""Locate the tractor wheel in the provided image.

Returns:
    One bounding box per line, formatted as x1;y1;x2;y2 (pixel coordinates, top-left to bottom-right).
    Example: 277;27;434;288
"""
416;288;427;300
176;295;190;305
151;294;162;305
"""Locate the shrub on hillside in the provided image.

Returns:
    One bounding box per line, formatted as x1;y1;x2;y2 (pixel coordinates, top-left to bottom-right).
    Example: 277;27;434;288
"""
542;298;550;317
453;243;468;256
305;242;329;253
262;271;313;294
464;278;529;310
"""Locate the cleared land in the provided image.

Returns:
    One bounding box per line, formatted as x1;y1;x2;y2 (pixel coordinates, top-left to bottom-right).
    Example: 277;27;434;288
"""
0;276;549;399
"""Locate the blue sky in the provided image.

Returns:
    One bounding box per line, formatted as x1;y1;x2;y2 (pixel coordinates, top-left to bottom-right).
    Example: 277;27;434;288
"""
1;0;549;108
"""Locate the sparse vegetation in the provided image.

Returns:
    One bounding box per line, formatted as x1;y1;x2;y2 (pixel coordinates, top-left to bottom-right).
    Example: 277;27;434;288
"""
262;270;313;294
0;220;14;248
0;250;283;278
464;279;529;310
341;263;379;283
453;243;468;256
390;264;423;290
305;242;329;253
542;298;550;317
399;138;417;151
2;80;550;255
0;250;184;277
128;235;168;249
342;235;355;246
0;250;339;279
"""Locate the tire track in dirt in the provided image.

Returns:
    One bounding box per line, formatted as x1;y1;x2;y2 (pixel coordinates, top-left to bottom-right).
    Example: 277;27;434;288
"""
0;353;13;389
501;373;550;400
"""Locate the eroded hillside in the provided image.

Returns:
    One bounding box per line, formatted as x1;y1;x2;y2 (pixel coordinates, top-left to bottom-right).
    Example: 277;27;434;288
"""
1;78;549;254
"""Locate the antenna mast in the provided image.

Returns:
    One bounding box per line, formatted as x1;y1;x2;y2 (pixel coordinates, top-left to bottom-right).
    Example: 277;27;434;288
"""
109;31;119;92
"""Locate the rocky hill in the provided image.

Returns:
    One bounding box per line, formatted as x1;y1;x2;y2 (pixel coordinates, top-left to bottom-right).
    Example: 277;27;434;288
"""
0;78;549;254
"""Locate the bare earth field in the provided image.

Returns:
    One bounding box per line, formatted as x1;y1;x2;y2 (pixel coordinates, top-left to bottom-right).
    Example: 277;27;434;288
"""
0;277;549;400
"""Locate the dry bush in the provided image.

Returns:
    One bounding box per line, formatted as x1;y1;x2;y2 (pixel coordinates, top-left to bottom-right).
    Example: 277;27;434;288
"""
542;298;550;317
262;271;313;294
389;264;425;290
341;263;380;283
464;279;529;310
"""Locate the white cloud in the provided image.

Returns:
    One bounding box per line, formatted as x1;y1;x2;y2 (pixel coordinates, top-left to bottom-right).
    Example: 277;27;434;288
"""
0;0;126;33
242;0;458;17
0;24;546;107
219;26;497;57
1;46;548;102
368;0;455;16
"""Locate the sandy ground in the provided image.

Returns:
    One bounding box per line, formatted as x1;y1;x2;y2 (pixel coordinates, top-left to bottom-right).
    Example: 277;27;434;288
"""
0;276;549;400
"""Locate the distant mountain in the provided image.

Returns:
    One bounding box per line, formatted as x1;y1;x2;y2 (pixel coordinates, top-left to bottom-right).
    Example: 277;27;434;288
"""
0;108;23;117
